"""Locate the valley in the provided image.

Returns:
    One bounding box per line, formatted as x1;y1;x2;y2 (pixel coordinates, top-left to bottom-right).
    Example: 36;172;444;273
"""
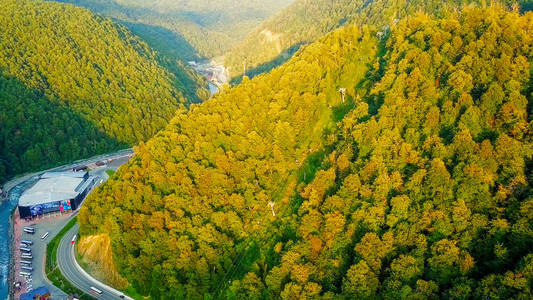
1;0;532;299
189;60;229;95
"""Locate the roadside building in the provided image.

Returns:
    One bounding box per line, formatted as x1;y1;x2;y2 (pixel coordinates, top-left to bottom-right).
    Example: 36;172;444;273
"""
18;171;97;219
20;286;50;300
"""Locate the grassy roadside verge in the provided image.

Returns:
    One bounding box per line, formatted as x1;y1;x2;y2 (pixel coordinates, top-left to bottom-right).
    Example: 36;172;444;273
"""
44;216;92;300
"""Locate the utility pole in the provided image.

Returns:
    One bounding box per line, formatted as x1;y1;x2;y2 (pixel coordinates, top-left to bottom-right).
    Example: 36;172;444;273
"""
339;88;346;103
243;61;246;77
268;201;275;217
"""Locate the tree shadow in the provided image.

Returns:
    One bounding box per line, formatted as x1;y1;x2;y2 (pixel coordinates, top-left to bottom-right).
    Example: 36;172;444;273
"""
0;70;125;183
51;0;209;102
519;1;533;12
120;21;210;102
230;42;306;84
53;0;202;61
120;20;202;62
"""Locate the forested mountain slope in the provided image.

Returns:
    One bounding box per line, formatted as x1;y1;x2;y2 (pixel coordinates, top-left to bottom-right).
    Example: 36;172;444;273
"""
53;0;293;61
224;0;364;79
224;0;532;80
0;0;205;183
80;4;533;299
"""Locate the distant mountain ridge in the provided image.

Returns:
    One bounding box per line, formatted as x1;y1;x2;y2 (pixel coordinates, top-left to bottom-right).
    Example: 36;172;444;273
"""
224;0;532;81
53;0;294;61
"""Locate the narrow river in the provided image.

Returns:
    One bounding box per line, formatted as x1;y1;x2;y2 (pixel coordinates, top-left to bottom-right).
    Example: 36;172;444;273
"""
208;82;219;96
0;177;38;299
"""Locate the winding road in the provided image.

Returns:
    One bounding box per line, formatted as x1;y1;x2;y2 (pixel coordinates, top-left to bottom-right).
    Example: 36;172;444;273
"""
58;223;132;300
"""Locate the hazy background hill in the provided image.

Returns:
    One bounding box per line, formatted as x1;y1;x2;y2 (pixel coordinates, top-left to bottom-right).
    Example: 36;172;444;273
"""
0;0;207;183
224;0;533;81
79;3;533;299
53;0;294;61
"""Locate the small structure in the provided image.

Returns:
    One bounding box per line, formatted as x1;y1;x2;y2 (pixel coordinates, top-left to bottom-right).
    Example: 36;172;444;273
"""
268;201;276;217
339;88;347;103
73;165;88;172
20;286;50;300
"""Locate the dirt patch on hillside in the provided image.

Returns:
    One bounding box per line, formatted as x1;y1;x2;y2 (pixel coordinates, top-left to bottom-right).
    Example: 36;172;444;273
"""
260;29;282;53
76;234;128;289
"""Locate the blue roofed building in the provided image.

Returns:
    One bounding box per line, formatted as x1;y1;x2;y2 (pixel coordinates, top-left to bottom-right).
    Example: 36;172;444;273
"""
20;286;50;300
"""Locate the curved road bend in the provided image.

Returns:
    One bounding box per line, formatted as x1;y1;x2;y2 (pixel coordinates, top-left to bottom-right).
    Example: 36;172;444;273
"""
58;224;133;300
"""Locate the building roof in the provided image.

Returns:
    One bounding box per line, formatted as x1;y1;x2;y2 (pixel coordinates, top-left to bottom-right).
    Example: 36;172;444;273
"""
41;171;87;179
77;176;97;193
18;175;85;207
20;286;50;300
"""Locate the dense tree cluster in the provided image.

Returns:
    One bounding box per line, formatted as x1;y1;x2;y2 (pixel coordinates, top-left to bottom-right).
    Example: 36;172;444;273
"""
55;0;293;60
0;74;122;184
80;13;380;297
264;5;533;299
224;0;365;79
0;0;205;183
224;0;532;80
80;4;533;299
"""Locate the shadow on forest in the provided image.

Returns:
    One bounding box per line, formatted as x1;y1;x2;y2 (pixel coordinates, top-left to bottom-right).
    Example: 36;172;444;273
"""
521;2;533;12
0;69;125;183
230;42;306;84
52;0;202;61
120;21;202;63
120;21;211;103
50;0;210;103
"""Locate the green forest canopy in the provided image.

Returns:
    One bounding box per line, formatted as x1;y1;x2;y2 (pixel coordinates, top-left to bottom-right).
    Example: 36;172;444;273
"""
80;4;533;299
224;0;533;80
0;0;206;183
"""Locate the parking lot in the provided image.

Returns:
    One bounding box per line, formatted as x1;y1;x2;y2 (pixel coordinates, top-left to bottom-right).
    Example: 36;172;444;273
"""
13;209;72;298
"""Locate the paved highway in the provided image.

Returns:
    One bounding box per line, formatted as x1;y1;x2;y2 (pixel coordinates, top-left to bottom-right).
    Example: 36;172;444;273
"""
58;223;132;300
